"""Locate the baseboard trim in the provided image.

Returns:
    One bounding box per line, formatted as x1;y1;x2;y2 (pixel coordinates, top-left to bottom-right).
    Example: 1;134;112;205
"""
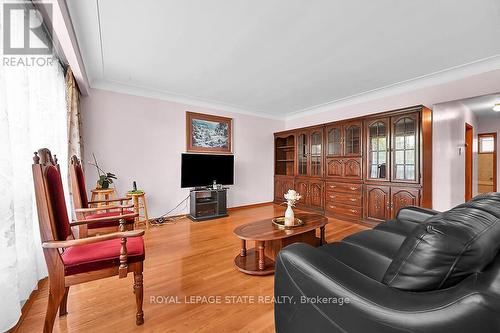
228;201;274;212
151;202;274;222
8;278;47;333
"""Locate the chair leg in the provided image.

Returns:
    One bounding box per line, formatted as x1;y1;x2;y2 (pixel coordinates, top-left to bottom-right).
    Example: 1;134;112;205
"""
133;270;144;325
59;287;70;316
44;283;65;333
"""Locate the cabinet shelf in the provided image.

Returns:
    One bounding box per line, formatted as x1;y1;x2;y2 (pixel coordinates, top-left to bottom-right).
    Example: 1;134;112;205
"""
196;201;217;205
275;134;296;177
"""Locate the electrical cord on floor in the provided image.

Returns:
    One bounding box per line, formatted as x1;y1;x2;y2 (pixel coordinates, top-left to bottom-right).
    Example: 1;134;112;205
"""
149;195;190;226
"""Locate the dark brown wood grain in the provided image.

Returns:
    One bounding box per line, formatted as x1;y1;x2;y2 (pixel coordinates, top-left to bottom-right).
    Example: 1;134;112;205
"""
233;213;327;275
273;105;433;225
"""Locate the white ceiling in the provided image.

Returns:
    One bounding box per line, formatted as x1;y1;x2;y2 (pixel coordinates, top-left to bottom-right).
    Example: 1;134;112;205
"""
67;0;500;118
459;93;500;118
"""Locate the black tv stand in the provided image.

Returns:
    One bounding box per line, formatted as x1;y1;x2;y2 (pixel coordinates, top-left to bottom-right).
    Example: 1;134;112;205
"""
188;188;228;221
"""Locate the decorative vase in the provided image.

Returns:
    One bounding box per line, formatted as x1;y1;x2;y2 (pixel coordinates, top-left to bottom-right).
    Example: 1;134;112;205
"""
100;180;110;189
284;203;294;226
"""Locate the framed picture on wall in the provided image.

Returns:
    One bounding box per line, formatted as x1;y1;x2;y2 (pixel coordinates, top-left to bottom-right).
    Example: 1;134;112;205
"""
186;111;233;153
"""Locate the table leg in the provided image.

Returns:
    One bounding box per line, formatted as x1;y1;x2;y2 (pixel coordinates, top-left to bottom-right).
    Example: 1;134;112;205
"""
133;195;140;227
257;241;265;270
142;195;149;229
320;226;326;245
240;240;247;257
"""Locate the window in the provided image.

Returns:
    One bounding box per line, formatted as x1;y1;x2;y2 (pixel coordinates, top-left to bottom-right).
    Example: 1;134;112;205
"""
0;2;70;330
479;136;495;153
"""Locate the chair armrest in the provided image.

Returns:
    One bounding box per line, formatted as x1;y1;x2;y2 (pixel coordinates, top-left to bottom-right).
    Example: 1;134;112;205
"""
70;213;138;226
396;206;440;223
88;197;132;205
274;243;500;333
75;204;134;214
42;229;144;249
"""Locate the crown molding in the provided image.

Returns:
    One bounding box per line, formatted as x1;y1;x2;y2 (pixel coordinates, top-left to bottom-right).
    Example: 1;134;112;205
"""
286;54;500;120
89;54;500;122
90;79;284;120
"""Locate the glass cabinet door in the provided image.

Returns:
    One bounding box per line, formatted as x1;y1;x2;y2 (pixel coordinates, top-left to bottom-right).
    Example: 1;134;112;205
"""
297;133;308;175
310;130;322;176
344;123;361;156
392;114;418;182
367;119;389;181
326;125;342;156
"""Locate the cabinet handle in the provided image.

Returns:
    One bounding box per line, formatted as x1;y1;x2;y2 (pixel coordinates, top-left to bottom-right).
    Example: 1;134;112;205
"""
329;205;336;209
349;198;356;202
329;195;335;199
350;209;357;213
350;187;357;191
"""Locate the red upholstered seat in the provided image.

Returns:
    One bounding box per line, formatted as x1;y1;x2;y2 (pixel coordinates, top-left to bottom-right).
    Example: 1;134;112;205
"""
62;237;145;275
85;210;136;229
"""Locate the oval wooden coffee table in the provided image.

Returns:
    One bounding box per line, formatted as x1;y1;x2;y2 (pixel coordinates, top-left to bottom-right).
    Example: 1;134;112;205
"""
233;213;327;275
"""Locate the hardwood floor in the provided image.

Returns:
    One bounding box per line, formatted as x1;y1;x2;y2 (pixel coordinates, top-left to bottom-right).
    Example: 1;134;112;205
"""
18;204;368;333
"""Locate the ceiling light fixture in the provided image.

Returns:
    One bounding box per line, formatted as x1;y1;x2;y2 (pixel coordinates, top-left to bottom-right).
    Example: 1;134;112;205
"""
494;103;500;112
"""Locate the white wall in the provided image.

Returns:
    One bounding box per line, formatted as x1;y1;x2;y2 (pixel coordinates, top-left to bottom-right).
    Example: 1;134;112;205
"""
81;89;284;217
477;115;500;190
432;101;478;211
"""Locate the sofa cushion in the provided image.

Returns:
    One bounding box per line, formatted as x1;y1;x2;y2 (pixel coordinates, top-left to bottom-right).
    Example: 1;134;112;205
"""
318;242;393;281
342;229;406;260
383;195;500;291
62;237;145;275
374;218;419;237
85;210;136;229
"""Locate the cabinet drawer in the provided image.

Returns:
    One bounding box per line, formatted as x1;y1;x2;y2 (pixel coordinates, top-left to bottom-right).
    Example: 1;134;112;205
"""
325;192;362;207
326;203;362;219
326;182;362;194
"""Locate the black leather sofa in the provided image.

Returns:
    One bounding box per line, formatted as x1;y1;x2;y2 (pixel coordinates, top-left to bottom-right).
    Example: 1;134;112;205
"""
274;193;500;332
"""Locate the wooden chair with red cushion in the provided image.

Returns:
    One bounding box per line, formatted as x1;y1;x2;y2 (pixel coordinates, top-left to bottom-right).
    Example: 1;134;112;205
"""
32;148;145;333
69;155;136;237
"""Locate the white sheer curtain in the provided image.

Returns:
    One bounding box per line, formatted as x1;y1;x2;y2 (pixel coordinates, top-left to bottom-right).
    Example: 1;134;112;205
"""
0;2;70;331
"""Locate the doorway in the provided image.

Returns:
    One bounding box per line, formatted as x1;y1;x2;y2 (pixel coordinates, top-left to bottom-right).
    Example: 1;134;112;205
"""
465;123;473;201
477;133;497;194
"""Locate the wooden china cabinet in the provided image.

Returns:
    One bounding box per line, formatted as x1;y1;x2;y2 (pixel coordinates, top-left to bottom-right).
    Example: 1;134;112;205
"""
273;105;432;225
274;133;295;202
294;127;324;212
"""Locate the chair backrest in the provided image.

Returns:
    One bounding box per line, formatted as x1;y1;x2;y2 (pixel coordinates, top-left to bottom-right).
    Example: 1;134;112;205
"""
32;148;72;242
69;155;88;209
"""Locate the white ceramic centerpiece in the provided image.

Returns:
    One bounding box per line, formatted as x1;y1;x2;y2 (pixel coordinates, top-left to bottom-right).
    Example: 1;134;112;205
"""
283;189;302;226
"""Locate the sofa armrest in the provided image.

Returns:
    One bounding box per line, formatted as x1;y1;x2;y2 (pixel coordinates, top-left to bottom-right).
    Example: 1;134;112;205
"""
274;243;500;333
396;206;440;223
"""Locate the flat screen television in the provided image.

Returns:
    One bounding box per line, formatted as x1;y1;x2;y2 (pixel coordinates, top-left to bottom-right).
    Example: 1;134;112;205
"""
181;153;234;188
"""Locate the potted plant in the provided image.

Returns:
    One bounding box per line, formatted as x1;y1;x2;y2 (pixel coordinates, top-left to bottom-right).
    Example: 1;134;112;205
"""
89;153;117;189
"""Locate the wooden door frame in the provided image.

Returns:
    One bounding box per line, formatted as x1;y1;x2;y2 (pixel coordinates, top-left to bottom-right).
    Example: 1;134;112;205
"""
465;123;473;201
478;132;497;192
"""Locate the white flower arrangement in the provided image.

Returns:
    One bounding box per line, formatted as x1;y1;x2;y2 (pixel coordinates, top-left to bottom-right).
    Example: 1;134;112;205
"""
284;189;301;206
